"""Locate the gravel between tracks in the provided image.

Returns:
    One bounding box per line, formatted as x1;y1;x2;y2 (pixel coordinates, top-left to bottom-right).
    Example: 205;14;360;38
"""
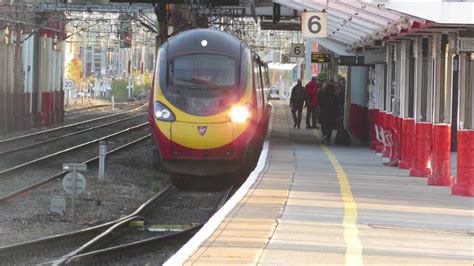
0;139;169;246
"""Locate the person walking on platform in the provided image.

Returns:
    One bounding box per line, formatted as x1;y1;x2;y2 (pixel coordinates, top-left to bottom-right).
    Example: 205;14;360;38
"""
319;81;338;144
290;79;306;128
335;82;346;129
304;76;320;129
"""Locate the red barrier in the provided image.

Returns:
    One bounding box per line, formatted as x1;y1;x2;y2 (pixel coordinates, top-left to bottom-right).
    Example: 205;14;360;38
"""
410;122;432;177
389;115;400;162
452;130;474;196
382;113;392;158
428;124;453;186
0;92;5;134
399;118;415;169
370;109;379;149
13;93;23;130
52;91;57;124
32;92;41;128
56;91;61;124
59;90;65;123
5;93;13;133
375;112;385;153
41;92;52;127
24;93;32;130
350;104;369;141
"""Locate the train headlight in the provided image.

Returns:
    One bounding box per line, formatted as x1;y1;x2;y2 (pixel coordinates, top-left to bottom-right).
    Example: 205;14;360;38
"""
230;104;251;123
154;101;176;122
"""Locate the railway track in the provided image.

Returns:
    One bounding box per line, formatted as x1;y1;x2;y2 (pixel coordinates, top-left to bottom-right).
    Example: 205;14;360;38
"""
0;113;145;157
64;104;111;113
0;185;234;265
0;185;172;264
0;121;148;175
0;103;147;153
0;123;150;205
0;133;151;205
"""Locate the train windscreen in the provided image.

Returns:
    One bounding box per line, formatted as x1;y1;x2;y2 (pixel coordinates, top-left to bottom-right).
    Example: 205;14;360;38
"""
163;53;244;116
169;54;237;88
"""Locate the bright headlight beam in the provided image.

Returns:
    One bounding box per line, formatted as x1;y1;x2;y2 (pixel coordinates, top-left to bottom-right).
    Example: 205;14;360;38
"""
230;105;250;123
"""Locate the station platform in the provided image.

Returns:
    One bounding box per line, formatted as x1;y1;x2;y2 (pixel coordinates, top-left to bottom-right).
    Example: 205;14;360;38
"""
166;101;474;265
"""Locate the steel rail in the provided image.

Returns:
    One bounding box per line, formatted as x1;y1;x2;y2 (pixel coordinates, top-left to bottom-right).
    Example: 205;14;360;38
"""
60;186;234;265
0;103;147;145
0;113;145;156
64;104;110;113
0;122;149;175
0;184;173;264
65;102;138;113
0;134;151;206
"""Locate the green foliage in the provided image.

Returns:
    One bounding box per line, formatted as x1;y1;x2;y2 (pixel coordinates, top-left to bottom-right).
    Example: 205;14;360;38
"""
66;58;83;90
316;71;328;83
132;71;152;98
111;79;128;98
111;71;152;99
149;180;162;192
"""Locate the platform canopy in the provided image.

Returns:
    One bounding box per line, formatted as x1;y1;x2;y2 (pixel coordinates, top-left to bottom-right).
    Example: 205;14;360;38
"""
273;0;416;54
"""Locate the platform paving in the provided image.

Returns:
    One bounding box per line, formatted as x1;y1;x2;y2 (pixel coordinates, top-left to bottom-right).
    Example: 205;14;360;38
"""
182;101;474;265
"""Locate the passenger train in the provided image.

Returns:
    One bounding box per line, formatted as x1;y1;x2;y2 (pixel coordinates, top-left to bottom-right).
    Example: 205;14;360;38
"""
148;29;271;184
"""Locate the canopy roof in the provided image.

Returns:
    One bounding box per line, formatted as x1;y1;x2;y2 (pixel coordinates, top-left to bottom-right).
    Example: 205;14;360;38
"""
272;0;433;55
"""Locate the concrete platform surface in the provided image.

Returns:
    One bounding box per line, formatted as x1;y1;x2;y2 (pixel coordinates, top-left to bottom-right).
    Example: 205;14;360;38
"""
167;101;474;265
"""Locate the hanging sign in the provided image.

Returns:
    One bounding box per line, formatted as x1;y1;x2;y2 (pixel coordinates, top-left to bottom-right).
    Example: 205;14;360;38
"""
311;53;331;63
281;54;291;63
301;12;328;38
289;43;305;58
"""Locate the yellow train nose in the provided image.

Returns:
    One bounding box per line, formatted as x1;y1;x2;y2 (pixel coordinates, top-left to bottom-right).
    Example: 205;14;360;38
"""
171;122;234;150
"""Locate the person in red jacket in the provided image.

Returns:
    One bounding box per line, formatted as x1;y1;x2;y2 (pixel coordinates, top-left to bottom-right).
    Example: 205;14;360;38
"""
305;76;320;129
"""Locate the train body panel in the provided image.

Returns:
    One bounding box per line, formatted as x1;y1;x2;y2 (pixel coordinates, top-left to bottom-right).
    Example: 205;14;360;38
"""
148;29;270;176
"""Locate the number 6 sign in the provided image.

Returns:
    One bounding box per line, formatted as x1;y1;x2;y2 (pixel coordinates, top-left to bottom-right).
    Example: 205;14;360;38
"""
290;43;305;58
301;12;327;38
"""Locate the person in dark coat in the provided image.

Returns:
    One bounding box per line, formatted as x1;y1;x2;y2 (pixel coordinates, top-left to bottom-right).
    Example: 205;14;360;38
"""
290;79;306;128
319;81;338;144
334;82;345;130
304;76;320;129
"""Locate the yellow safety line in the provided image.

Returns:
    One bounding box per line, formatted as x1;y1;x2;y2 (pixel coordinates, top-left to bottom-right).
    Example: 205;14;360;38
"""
321;144;363;266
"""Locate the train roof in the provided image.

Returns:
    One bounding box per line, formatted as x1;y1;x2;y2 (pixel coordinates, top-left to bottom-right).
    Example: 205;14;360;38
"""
164;29;245;59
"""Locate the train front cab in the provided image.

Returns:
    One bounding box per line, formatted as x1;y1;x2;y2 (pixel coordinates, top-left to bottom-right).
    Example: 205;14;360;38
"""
148;30;271;177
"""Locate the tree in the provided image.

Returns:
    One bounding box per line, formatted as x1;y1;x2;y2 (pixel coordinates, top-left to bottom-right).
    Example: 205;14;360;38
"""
66;58;83;91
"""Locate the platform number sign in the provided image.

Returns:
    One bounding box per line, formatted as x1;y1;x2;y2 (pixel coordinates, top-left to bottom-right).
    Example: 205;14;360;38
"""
290;43;305;58
64;79;75;91
301;12;327;38
281;54;290;64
